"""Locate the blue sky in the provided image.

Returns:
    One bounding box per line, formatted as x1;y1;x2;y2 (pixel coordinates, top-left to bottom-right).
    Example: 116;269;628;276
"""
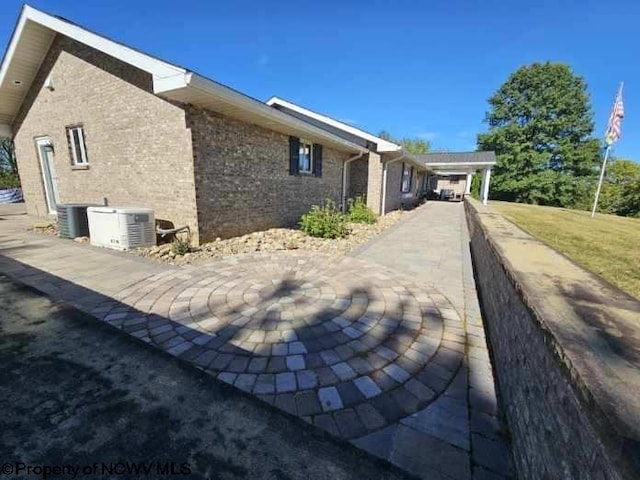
1;0;638;159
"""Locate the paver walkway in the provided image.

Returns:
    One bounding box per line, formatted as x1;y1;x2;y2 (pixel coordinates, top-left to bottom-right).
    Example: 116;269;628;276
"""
352;202;512;479
0;202;511;480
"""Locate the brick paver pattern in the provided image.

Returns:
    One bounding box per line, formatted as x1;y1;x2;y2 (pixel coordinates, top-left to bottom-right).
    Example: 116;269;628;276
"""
93;251;466;440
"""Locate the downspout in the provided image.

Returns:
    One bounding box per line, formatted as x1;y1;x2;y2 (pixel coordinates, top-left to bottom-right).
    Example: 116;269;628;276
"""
341;152;364;213
380;153;406;216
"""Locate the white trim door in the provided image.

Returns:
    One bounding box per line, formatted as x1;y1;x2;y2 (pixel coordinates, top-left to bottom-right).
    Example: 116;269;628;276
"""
35;137;59;214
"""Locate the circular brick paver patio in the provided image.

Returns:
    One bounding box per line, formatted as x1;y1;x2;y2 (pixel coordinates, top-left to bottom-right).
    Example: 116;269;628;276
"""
95;251;466;440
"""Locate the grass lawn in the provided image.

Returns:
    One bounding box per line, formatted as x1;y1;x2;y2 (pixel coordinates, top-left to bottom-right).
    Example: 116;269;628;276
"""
491;201;640;299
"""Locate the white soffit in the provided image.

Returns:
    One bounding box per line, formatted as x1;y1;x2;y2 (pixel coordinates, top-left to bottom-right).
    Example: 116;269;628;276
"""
266;97;401;152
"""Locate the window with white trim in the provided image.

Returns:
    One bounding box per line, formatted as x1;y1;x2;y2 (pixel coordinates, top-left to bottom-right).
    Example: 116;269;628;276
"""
298;141;313;173
66;125;88;166
401;162;413;193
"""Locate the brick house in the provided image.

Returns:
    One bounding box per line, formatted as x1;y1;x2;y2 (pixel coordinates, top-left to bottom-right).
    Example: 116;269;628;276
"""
266;98;427;215
0;6;428;244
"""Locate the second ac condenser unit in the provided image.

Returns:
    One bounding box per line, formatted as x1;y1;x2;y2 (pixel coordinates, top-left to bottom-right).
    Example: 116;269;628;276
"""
87;207;156;251
57;203;98;239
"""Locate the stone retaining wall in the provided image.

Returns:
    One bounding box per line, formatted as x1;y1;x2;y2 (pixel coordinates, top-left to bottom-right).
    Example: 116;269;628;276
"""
465;198;639;480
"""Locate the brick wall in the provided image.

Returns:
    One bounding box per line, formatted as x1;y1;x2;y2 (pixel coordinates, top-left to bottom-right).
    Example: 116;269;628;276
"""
436;175;467;196
465;199;633;480
383;160;403;213
12;35;199;241
383;160;422;213
187;106;349;241
347;157;368;201
366;152;383;214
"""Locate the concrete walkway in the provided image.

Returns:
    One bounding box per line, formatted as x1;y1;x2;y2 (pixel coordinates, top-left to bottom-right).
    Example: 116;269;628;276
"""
0;202;511;480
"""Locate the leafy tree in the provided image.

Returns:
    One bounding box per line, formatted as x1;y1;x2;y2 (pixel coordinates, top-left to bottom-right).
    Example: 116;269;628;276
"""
0;138;17;174
617;179;640;217
378;131;430;154
598;159;640;216
477;62;601;207
0;137;20;189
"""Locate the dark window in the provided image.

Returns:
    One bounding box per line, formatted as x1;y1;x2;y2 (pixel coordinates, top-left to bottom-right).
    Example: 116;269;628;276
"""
66;125;88;165
401;162;413;193
289;137;322;177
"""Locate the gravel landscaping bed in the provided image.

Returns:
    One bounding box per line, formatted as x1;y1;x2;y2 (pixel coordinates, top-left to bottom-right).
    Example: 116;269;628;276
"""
134;208;411;266
31;220;59;236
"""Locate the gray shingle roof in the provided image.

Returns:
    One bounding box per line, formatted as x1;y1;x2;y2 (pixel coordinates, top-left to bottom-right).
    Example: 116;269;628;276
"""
414;151;497;165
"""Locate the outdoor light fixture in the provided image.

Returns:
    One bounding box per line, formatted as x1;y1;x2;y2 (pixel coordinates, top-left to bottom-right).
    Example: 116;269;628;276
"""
44;75;54;91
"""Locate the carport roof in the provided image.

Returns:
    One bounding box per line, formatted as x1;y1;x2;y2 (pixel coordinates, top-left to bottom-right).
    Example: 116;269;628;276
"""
414;151;497;167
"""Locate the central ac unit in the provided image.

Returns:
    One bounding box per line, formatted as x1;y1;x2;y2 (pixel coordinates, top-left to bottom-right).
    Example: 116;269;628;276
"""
87;207;156;251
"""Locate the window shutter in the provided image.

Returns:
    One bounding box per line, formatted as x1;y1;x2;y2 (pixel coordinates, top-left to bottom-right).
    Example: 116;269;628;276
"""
289;136;300;175
313;144;323;177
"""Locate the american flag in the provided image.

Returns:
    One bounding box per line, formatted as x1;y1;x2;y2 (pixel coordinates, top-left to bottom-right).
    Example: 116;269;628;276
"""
605;84;624;145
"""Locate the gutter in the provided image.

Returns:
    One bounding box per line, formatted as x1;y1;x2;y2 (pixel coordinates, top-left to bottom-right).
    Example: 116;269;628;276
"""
380;153;406;216
341;152;365;213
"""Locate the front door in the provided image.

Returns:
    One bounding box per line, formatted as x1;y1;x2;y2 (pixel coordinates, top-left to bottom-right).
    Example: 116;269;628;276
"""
35;137;59;214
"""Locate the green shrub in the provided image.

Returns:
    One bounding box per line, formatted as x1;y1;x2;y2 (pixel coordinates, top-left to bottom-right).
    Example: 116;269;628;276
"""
0;172;20;189
171;233;192;255
300;199;348;239
347;196;377;224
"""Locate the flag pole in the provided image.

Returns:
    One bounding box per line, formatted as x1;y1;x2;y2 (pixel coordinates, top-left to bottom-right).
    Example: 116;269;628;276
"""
590;144;611;218
591;81;623;218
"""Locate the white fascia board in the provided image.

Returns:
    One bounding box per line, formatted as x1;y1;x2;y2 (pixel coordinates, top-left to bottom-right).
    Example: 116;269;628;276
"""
153;73;189;93
186;74;367;153
0;5;184;90
0;124;12;137
266;96;401;152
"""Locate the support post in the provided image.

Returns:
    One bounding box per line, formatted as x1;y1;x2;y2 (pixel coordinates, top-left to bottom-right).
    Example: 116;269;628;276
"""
480;168;492;205
465;172;473;195
591;145;611;218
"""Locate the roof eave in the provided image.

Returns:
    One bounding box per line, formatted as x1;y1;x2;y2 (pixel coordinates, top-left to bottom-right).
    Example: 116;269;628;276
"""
157;73;366;154
267;96;401;152
383;149;428;171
